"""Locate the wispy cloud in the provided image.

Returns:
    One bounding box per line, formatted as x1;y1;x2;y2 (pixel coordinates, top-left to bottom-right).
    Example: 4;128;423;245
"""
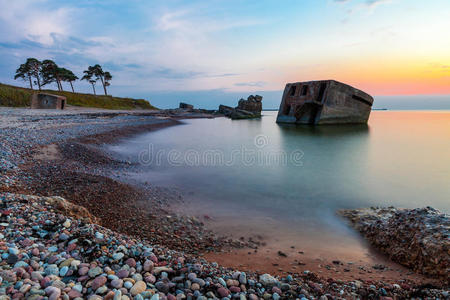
153;8;265;34
365;0;391;9
235;81;266;87
148;68;204;79
429;63;450;71
334;0;391;14
0;0;76;45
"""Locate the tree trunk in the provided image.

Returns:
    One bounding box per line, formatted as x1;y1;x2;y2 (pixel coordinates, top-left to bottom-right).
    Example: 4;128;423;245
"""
100;76;107;95
56;78;63;91
92;83;96;95
36;75;41;90
28;76;33;90
70;81;74;93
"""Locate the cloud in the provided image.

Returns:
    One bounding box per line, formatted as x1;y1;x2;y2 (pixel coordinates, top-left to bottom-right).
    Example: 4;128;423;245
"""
429;63;450;71
148;68;204;79
365;0;391;9
210;73;240;78
0;1;267;93
0;0;75;45
154;8;265;34
234;81;266;87
334;0;391;10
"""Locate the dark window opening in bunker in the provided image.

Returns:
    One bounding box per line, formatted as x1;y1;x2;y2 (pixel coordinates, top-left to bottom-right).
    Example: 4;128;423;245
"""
284;104;291;115
317;83;327;102
301;85;308;96
61;100;65;110
289;85;297;96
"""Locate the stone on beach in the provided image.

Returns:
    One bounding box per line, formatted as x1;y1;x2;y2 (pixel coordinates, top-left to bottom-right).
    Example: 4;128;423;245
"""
91;276;107;291
130;280;147;295
259;274;278;287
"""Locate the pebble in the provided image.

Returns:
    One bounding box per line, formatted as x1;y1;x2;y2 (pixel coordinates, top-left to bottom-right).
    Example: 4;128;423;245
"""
217;287;230;298
45;264;59;276
112;252;124;261
259;274;278;287
79;267;89;276
111;279;123;288
88;267;103;278
130;280;146;295
218;278;227;287
91;276;107;290
60;266;69;276
239;272;247;284
63;219;71;228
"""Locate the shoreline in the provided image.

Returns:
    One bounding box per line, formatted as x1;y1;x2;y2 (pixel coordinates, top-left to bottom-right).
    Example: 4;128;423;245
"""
3;108;240;254
0;107;448;298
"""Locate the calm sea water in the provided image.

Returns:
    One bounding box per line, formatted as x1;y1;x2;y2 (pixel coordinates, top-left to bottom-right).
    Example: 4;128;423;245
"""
109;111;450;259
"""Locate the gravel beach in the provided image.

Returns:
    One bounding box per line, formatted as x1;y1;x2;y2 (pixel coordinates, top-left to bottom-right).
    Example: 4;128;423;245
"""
0;107;449;299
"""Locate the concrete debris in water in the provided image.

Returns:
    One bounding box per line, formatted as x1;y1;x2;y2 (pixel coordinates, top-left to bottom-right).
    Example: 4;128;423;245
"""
218;95;263;120
179;103;194;110
276;80;373;125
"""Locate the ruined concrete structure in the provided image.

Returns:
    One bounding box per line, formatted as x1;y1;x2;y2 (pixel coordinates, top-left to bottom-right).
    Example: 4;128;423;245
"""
179;102;194;110
31;93;66;110
276;80;373;125
219;95;263;119
237;95;263;113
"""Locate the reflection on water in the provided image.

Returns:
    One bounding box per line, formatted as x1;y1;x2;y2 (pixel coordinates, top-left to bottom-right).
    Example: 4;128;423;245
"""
277;122;369;136
108;111;450;260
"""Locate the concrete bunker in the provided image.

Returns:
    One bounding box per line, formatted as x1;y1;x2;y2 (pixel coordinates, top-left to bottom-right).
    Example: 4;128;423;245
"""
31;93;66;110
276;80;374;125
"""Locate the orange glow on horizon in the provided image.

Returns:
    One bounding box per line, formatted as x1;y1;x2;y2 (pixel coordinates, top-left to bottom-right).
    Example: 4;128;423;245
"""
286;56;450;96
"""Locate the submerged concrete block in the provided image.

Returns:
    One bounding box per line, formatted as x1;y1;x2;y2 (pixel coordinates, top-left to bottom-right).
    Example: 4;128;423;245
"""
276;80;373;125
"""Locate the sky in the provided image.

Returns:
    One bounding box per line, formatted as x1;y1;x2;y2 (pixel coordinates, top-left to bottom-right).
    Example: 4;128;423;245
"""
0;0;449;109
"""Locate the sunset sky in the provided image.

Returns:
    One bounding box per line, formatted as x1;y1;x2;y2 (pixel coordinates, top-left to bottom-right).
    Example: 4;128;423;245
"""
0;0;449;108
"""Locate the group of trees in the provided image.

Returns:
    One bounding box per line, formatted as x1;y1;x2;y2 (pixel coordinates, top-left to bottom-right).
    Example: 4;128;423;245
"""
14;58;112;95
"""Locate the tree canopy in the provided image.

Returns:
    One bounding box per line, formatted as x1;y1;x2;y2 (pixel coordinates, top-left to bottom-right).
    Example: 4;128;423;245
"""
14;59;112;96
14;58;42;90
83;64;112;95
60;68;79;92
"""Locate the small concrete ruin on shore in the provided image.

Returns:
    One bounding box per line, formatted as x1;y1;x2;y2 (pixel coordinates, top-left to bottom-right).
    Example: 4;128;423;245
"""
31;93;66;110
276;80;373;125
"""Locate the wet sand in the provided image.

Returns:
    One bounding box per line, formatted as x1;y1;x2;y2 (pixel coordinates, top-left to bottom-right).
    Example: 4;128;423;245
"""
194;213;442;285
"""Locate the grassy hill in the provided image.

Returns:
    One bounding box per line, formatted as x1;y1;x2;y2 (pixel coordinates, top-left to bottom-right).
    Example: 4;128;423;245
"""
0;83;157;110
